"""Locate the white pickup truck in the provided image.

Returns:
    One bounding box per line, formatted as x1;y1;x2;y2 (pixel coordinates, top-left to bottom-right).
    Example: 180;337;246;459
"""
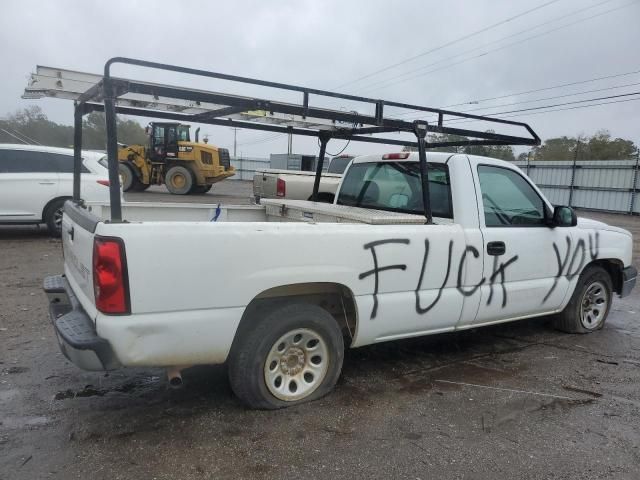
45;151;636;409
253;156;353;203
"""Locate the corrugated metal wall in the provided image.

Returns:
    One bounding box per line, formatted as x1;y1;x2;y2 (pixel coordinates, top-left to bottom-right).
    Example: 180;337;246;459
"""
228;157;270;180
513;159;640;215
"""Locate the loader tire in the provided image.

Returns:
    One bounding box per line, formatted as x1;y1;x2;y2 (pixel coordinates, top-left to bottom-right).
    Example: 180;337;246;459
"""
165;166;194;195
118;163;141;192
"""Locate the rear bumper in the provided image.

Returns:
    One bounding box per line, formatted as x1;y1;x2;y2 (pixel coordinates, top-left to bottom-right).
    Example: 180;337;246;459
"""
621;265;637;298
43;275;120;371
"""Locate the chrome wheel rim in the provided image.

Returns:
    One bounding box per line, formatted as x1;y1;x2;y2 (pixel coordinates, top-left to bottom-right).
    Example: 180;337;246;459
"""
264;328;329;402
580;281;608;330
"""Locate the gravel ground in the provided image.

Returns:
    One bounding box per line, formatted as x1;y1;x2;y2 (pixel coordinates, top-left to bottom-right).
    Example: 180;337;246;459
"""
1;182;639;480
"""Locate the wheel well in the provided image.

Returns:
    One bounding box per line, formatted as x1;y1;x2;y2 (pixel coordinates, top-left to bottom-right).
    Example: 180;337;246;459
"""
587;259;624;294
42;196;71;222
237;283;358;346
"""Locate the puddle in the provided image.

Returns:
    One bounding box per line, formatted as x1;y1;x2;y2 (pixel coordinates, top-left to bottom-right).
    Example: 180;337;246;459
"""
55;376;161;400
428;361;523;392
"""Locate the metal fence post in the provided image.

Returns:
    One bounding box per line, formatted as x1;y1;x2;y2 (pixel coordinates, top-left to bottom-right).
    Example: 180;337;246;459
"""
630;153;640;215
567;142;580;207
526;151;531;176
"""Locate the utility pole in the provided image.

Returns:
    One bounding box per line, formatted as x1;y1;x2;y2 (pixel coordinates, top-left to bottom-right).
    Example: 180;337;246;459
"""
230;128;239;158
287;132;293;155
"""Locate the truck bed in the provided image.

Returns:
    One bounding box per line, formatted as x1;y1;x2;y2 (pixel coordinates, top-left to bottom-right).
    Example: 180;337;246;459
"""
84;199;435;225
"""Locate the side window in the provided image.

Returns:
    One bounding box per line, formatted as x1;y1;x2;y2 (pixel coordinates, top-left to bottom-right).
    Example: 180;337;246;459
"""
0;150;89;173
0;150;24;172
153;126;165;147
0;150;49;173
478;165;546;227
52;154;90;174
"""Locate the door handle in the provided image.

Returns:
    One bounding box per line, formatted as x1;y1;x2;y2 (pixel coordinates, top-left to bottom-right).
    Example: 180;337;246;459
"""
487;241;506;256
39;181;56;185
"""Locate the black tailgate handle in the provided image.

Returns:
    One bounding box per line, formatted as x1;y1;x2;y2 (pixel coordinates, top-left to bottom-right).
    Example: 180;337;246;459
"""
487;241;505;256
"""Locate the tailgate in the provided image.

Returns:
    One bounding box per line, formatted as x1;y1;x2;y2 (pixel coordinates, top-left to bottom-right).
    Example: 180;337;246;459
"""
61;201;99;319
253;171;278;198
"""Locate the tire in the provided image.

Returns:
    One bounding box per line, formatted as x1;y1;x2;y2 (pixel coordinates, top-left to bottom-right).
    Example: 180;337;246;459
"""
165;165;195;195
228;303;344;409
118;163;142;192
44;198;67;237
190;185;212;194
553;265;613;334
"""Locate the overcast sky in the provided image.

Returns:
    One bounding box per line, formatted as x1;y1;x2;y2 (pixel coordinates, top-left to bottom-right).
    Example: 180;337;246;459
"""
1;0;639;157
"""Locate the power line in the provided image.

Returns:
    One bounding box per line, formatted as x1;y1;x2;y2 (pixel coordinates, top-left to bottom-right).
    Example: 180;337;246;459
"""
440;68;640;110
454;96;640;123
452;81;640;114
335;0;562;90
400;79;640;121
236;132;285;147
360;0;638;95
444;90;640;121
0;128;30;144
8;127;43;145
360;0;616;94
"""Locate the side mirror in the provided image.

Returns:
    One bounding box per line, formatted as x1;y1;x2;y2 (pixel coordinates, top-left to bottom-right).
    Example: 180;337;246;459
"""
552;205;577;227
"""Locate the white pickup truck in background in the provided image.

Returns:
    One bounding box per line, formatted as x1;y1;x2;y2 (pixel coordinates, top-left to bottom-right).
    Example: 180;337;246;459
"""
45;151;636;409
253;155;353;203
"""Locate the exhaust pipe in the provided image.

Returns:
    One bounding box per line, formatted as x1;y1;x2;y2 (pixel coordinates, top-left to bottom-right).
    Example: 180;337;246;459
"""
195;127;200;143
167;366;183;389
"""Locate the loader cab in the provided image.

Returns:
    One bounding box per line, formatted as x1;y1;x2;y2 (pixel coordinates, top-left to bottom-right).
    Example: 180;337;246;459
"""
147;123;190;162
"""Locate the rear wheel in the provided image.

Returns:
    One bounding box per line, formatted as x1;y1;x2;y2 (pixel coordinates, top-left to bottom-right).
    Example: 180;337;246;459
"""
44;198;67;237
228;303;344;409
553;265;612;333
165;165;194;195
118;163;142;192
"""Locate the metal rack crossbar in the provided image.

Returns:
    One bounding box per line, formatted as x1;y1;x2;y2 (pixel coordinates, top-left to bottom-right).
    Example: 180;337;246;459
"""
26;57;541;223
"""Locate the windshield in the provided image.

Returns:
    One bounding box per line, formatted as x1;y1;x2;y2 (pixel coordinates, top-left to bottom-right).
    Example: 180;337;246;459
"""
337;161;452;218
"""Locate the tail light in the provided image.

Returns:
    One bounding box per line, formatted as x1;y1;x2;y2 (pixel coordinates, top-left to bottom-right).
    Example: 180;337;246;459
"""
276;178;286;197
382;153;410;160
97;179;110;187
93;237;130;314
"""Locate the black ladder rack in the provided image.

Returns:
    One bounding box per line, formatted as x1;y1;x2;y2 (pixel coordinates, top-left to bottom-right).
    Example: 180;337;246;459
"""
71;57;541;223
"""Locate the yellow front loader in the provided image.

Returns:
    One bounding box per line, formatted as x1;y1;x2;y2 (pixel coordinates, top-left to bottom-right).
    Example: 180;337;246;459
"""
117;123;235;194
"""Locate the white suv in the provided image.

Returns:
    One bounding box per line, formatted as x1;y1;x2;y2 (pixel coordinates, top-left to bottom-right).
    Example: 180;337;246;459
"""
0;144;111;236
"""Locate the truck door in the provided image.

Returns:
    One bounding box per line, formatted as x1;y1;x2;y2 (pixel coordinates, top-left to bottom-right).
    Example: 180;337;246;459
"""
471;163;571;325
